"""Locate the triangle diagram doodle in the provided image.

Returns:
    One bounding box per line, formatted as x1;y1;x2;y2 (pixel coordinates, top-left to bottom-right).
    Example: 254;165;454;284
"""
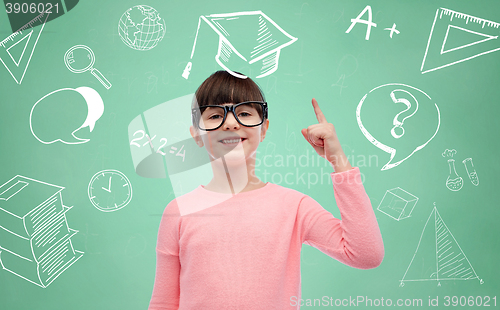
441;25;497;54
400;207;480;285
421;8;500;74
399;208;437;282
0;12;49;84
434;211;477;280
6;31;33;67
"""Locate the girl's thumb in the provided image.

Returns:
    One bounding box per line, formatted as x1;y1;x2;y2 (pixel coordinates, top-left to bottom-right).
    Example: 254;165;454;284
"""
301;128;309;143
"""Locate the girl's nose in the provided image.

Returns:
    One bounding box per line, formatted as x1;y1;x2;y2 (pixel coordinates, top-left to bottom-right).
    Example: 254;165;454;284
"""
223;111;240;130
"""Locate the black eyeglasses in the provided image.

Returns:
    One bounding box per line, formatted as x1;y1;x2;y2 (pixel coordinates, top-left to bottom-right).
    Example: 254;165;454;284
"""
192;101;268;131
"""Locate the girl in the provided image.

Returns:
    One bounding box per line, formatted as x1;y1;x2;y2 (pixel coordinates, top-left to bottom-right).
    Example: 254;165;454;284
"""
149;71;384;309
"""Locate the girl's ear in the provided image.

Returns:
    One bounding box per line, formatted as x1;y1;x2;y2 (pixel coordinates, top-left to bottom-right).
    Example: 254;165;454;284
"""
260;119;270;142
190;125;204;147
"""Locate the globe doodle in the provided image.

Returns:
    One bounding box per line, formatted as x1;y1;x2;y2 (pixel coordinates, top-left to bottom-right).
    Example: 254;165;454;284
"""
118;5;166;51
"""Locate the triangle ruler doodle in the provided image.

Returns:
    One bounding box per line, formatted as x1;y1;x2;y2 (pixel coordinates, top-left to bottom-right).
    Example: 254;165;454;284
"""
0;11;50;84
421;8;500;74
400;206;482;286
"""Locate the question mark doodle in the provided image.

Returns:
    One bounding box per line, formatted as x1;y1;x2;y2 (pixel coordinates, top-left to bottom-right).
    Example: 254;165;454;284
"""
390;89;419;139
356;82;440;171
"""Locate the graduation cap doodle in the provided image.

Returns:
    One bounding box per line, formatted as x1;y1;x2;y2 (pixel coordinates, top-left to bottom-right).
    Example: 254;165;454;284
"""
182;11;298;79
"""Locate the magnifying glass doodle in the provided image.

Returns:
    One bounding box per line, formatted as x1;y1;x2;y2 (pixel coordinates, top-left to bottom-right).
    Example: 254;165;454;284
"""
64;45;112;89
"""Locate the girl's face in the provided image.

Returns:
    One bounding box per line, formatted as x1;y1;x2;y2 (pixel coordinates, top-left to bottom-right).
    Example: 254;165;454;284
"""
190;103;269;164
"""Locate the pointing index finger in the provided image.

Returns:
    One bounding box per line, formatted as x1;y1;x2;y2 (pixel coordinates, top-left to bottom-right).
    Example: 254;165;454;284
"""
312;98;327;123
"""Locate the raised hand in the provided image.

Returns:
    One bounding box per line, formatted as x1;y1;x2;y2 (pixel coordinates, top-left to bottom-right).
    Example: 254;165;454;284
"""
301;99;352;172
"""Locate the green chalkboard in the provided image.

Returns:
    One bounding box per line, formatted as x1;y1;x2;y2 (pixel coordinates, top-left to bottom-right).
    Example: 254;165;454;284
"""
1;0;499;309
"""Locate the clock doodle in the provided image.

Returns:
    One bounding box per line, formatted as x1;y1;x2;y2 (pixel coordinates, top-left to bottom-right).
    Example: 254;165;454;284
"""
88;169;133;212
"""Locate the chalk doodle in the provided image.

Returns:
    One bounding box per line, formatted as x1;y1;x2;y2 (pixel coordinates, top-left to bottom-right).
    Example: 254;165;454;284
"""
463;158;479;186
421;8;500;73
384;23;400;38
377;187;418;221
30;87;104;145
441;149;479;191
331;54;359;95
182;11;297;79
346;5;401;40
443;150;463;191
400;205;482;286
389;89;419;139
64;45;112;89
345;5;400;40
356;83;440;170
129;130;185;161
88;170;132;212
0;175;83;288
345;5;377;40
0;11;50;84
118;5;166;51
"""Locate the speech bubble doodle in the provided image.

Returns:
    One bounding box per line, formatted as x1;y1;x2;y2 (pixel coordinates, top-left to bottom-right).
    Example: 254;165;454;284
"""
30;86;104;144
356;83;440;170
77;87;104;132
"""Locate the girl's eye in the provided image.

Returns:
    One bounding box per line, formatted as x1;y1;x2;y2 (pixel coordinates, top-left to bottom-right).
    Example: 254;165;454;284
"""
238;112;251;117
208;114;223;120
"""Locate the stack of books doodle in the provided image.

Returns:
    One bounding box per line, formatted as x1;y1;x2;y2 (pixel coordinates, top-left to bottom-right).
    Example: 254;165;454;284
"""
0;175;83;288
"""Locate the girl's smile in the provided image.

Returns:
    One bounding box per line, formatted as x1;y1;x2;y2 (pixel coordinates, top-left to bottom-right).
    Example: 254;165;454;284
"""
218;135;247;146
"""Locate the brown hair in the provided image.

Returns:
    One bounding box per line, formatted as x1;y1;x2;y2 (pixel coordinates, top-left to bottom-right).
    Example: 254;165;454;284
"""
193;71;266;120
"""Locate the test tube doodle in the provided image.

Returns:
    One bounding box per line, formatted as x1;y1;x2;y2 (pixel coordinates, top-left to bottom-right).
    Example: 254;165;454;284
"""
462;158;479;186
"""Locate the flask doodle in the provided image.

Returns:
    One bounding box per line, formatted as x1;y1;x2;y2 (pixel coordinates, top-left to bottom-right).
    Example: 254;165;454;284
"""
446;159;463;191
441;149;463;191
30;87;104;144
390;89;418;139
356;83;441;170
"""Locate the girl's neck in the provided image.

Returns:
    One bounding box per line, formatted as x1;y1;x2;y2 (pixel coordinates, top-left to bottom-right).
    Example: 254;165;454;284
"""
203;156;265;194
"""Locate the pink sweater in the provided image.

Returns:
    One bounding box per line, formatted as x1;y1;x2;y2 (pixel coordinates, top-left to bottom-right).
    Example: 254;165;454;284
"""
149;167;384;309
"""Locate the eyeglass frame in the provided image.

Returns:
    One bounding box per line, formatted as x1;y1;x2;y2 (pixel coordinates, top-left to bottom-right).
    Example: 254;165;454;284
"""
192;101;268;131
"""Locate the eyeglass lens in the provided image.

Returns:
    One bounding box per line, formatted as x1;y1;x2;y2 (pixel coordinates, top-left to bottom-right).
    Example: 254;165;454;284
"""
198;103;263;130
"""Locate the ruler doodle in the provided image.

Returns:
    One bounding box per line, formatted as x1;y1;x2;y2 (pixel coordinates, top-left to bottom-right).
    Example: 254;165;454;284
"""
0;11;50;84
421;8;500;74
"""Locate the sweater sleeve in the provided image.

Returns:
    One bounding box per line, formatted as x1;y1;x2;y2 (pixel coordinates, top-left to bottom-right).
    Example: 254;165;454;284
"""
148;201;181;310
298;167;384;269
